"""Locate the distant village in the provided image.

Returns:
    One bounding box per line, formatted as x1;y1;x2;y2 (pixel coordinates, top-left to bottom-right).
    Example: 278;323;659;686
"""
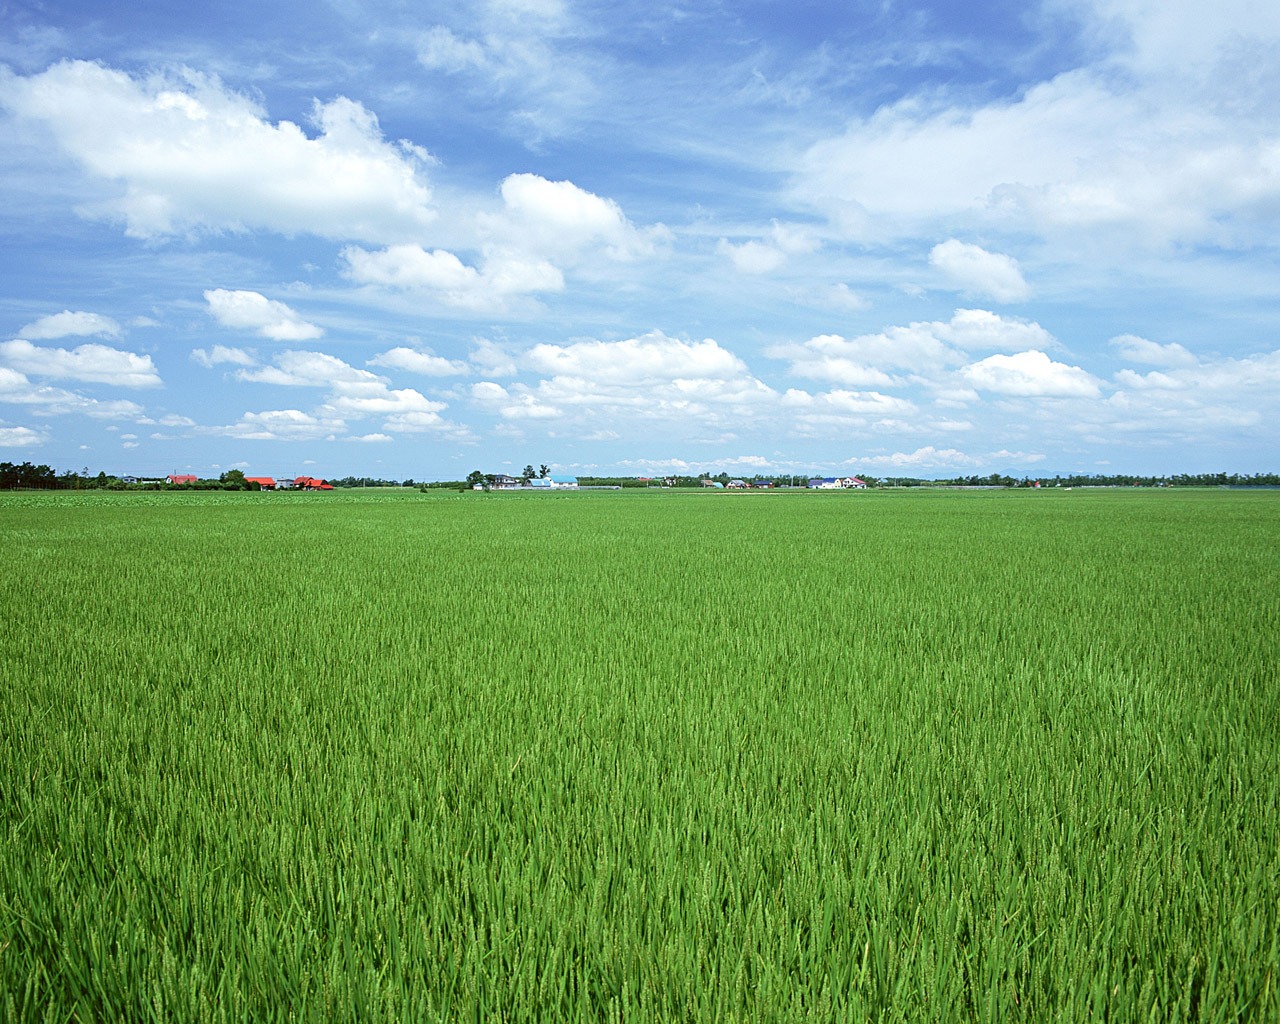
158;474;332;491
119;473;333;491
3;460;1278;492
469;469;867;491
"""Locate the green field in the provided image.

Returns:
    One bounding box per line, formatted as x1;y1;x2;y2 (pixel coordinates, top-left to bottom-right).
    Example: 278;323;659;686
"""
2;487;1277;1021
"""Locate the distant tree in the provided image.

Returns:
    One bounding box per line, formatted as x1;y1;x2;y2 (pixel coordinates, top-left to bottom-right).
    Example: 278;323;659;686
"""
539;464;550;478
0;462;56;489
466;470;484;489
220;469;247;489
522;464;536;481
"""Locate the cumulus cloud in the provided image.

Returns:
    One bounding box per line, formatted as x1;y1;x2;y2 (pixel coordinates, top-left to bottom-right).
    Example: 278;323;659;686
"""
0;365;144;418
321;385;446;419
19;310;122;340
525;331;750;385
383;410;450;432
204;289;323;341
771;309;1056;384
0;60;436;242
0;339;161;387
963;350;1102;398
929;240;1030;302
1110;334;1198;367
191;345;256;368
217;409;343;441
234;350;376;389
230;349;454;437
469;338;519;377
341;243;563;311
337;172;663;309
717;238;786;275
0;425;45;447
1099;348;1280;436
781;388;917;429
849;446;1045;470
369;347;469;376
791;5;1280;253
492;173;669;263
469;331;776;429
471;380;562;420
716;222;819;275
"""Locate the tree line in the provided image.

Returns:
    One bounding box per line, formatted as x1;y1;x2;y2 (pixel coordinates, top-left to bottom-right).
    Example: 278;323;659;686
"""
4;461;1279;491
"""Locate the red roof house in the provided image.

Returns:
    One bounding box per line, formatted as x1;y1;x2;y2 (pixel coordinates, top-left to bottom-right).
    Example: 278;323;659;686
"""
245;477;276;490
167;474;198;485
294;476;333;491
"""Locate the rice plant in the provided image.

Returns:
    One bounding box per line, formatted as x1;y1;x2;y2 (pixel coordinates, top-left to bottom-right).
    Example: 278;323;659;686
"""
1;487;1276;1021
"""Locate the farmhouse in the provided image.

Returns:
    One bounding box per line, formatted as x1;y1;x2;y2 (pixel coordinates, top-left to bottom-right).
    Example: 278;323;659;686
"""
245;476;276;490
167;474;198;485
808;476;867;489
294;476;333;491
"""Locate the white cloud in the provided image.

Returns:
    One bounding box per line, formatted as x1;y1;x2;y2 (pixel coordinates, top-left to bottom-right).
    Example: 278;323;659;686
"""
848;446;1045;470
341;243;563;311
963;350;1102;398
369;347;469;376
19;310;122;340
412;7;593;144
791;9;1280;254
820;283;870;312
191;345;256;368
231;350;454;435
471;380;562;420
1109;334;1198;367
417;26;488;73
772;309;1056;384
469;332;776;431
715;222;819;276
781;388;917;423
525;331;749;385
0;365;144;418
204;289;323;341
383;410;449;432
0;60;436;243
469;338;519;377
346;433;393;443
1098;349;1280;436
321;385;445;418
236;350;378;388
493;173;668;263
0;425;45;447
717;238;786;275
929;240;1030;302
0;339;161;387
218;409;343;441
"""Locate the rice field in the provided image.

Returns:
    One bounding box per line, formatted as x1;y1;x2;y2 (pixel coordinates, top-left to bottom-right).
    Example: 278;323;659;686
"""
1;486;1277;1022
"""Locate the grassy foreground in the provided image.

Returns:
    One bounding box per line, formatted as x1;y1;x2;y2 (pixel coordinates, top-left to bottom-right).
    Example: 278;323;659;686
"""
1;487;1277;1021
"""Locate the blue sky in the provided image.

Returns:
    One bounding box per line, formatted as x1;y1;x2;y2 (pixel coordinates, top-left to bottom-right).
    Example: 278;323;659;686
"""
1;0;1278;480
